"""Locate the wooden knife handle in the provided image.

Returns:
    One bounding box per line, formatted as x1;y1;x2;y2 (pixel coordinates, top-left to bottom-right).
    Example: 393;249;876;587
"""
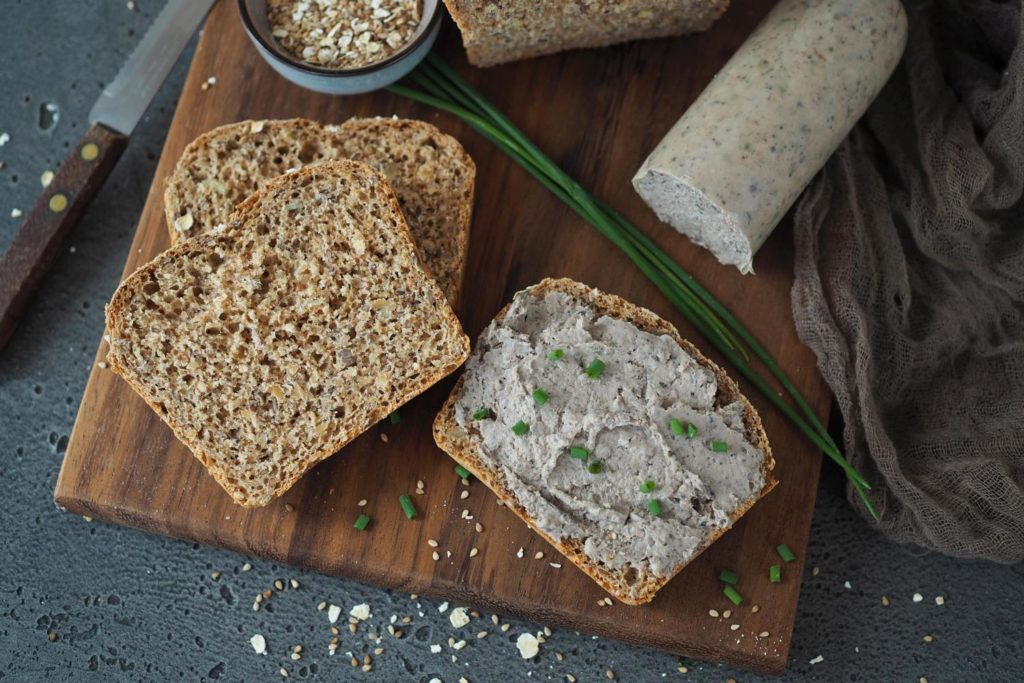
0;122;127;352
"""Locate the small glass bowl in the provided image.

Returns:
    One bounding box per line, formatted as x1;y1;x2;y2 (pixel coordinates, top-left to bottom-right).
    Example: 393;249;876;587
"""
237;0;442;95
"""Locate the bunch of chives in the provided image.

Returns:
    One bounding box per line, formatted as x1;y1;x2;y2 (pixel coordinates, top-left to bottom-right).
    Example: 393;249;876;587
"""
386;54;877;519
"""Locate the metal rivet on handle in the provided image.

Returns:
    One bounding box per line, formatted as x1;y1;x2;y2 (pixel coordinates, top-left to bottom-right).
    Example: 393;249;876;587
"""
81;143;99;161
49;194;68;213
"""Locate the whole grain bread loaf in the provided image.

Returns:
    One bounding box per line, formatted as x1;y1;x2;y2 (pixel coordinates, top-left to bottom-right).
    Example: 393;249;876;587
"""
163;117;475;305
108;160;470;507
433;278;774;604
442;0;731;67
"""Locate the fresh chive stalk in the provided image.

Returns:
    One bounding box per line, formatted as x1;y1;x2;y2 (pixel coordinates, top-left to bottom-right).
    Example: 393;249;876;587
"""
399;495;417;520
776;544;796;563
769;564;782;583
512;420;530;436
723;584;743;606
710;440;729;453
570;446;589;460
532;388;550;405
354;514;371;531
587;461;604;474
388;410;401;425
548;348;564;360
686;423;699;438
387;55;878;520
585;358;606;378
454;464;472;479
472;407;491;420
646;499;662;516
719;569;739;585
640;480;657;493
669;418;685;436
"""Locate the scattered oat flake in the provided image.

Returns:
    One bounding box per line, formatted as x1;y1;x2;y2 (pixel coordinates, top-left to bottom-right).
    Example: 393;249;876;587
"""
881;595;890;606
0;132;10;146
350;604;371;621
432;551;440;561
430;644;442;653
449;607;470;628
923;634;934;643
809;655;824;665
844;580;852;589
438;601;449;613
327;604;342;623
516;633;540;658
250;634;267;655
935;596;945;605
913;593;923;602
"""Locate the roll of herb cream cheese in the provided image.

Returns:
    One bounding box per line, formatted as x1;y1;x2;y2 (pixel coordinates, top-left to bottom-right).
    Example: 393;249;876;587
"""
632;0;907;273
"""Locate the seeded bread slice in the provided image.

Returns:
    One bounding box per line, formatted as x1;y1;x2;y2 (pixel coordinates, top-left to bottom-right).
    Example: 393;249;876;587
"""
433;278;775;604
163;117;475;306
108;160;470;507
442;0;731;67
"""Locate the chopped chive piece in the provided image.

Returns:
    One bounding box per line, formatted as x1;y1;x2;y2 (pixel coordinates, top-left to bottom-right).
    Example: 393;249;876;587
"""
776;544;796;563
585;358;606;378
640;480;657;493
710;439;729;453
512;420;530;436
686;422;698;438
570;446;589;460
719;569;739;585
769;564;782;583
472;407;491;420
723;584;743;606
388;410;402;425
547;348;564;360
587;461;604;474
669;418;684;436
454;464;471;479
399;494;417;520
646;499;662;516
353;514;371;531
532;388;550;406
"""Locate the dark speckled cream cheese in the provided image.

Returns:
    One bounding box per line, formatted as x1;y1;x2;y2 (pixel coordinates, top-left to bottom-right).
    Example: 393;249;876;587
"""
453;290;767;578
633;0;907;273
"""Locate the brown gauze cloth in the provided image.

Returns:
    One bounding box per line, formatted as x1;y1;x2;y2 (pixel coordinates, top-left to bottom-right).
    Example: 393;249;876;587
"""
791;0;1024;563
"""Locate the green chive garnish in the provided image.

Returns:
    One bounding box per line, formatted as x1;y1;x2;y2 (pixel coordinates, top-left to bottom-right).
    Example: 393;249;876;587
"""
472;407;491;420
769;564;782;583
686;422;698;438
388;410;402;425
454;464;471;479
719;569;739;585
669;418;684;436
776;544;796;563
532;388;549;406
399;494;417;520
353;514;371;531
512;420;529;435
548;348;564;360
570;446;589;460
646;499;662;516
639;480;657;493
585;358;606;378
710;439;729;453
723;584;743;606
587;461;604;474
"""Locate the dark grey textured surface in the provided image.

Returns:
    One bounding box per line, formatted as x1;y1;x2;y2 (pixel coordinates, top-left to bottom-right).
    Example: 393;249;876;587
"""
1;2;1021;681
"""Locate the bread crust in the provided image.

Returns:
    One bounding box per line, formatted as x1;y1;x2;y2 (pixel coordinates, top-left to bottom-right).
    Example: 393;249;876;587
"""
432;278;774;604
108;160;470;507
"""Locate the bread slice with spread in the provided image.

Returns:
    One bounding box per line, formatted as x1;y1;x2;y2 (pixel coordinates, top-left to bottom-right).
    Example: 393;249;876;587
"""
433;278;774;604
107;160;470;507
163;117;475;306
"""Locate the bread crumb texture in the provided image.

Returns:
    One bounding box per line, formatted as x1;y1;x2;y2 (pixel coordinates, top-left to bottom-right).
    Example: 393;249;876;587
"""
164;117;475;305
109;160;469;506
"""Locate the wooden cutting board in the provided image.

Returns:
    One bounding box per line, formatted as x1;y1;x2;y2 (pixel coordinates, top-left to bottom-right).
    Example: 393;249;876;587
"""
56;0;826;673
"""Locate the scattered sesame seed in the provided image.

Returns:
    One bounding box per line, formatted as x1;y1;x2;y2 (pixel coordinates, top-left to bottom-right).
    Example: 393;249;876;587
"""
469;547;479;558
812;566;820;576
919;678;928;683
534;551;544;560
913;593;923;602
374;647;384;655
358;499;368;507
567;675;577;683
730;624;740;631
750;604;760;614
606;670;615;680
279;668;288;677
452;639;467;650
48;632;57;642
317;601;327;611
11;208;23;218
252;601;261;611
709;609;720;618
923;634;933;643
475;522;484;532
380;433;389;443
97;361;108;369
677;666;688;673
210;571;221;580
516;548;524;558
428;539;439;547
410;594;418;600
460;490;470;500
40;170;54;187
477;630;488;639
726;679;736;683
290;579;300;589
290;652;301;661
491;615;499;625
722;610;731;619
935;596;945;606
555;651;564;661
262;590;272;599
242;562;252;572
284;503;294;512
550;562;562;569
759;631;770;638
361;664;372;672
432;551;440;561
501;623;510;632
328;604;342;623
126;0;135;10
809;655;824;665
844;580;852;589
882;595;890;606
274;579;285;591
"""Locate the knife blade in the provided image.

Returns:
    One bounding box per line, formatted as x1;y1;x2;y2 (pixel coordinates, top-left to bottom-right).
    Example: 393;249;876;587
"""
0;0;217;352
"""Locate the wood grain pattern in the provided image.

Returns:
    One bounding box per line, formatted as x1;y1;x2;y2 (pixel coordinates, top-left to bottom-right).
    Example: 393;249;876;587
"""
56;0;825;672
0;123;127;351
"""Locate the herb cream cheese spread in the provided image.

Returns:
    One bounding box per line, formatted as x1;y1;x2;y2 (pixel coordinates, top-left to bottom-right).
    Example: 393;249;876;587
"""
453;290;766;577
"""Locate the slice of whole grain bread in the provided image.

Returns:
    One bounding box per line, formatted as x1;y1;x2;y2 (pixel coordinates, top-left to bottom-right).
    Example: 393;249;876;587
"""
432;278;775;604
442;0;730;67
107;160;470;507
163;117;475;306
